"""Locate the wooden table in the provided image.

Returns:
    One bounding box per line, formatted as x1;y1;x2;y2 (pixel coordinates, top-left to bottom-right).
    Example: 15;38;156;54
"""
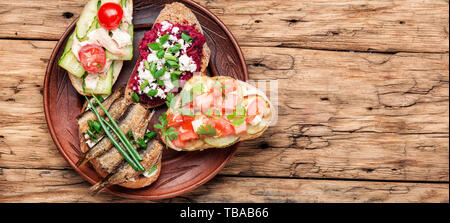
0;0;448;203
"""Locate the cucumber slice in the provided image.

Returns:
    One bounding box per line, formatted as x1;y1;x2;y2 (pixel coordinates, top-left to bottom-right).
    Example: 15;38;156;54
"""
58;49;86;78
204;135;240;148
247;124;266;135
105;24;134;60
83;62;114;95
63;32;75;55
76;0;99;40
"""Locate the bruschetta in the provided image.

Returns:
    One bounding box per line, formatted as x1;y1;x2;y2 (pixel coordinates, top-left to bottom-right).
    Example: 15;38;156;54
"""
58;0;134;96
158;75;275;151
125;2;211;108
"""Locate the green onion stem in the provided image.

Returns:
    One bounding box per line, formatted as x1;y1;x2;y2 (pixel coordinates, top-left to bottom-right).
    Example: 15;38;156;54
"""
91;94;143;162
84;96;140;171
100;116;145;171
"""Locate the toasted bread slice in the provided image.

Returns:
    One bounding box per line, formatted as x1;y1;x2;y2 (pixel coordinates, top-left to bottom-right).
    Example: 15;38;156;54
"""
125;2;211;109
161;76;275;151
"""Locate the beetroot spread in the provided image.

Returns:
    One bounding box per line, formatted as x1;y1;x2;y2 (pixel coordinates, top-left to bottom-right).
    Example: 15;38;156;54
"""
128;20;206;106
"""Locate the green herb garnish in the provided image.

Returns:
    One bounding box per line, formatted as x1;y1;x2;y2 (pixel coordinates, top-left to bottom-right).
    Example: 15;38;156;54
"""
147;89;158;97
159;33;169;45
140;79;149;91
182;32;192;43
197;124;216;136
166;60;180;68
148;42;162;51
144;131;157;143
131;92;140;102
157;49;165;59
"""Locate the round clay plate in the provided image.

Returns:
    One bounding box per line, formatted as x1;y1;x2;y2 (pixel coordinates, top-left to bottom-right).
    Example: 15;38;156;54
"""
44;0;248;200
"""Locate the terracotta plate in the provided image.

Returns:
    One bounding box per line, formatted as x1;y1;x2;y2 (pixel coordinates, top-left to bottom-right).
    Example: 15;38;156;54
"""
44;0;248;200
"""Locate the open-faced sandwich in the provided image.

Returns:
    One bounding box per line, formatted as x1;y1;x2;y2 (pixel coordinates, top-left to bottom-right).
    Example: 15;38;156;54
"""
76;88;163;194
58;0;134;96
125;2;210;108
156;75;275;151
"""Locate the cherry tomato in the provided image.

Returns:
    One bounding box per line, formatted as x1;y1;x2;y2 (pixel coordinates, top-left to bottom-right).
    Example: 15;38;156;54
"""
246;98;267;123
179;126;198;141
98;2;123;30
211;118;234;137
78;44;106;73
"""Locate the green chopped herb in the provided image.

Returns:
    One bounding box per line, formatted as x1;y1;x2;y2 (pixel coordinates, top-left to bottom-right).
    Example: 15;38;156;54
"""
131;92;140;102
164;53;177;62
168;44;181;53
157;79;165;86
197;124;216;136
181;32;192;43
166;60;180;68
154;68;165;79
92;120;102;134
127;130;134;140
87;129;98;140
171;70;183;76
166;92;175;108
147;89;158;97
159;33;169;45
178;109;194;117
150;61;157;75
148;42;162;51
140;79;149;91
144;60;151;70
97;95;105;103
144;131;157;142
157;50;165;59
136;138;147;148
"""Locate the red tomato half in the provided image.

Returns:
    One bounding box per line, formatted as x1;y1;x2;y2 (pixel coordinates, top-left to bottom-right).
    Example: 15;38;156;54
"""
78;44;106;73
211;118;234;137
172;134;185;148
98;2;123;30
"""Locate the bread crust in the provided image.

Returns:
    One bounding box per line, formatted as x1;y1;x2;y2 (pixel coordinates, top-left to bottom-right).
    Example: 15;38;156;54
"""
161;76;274;151
125;2;211;109
89;155;162;189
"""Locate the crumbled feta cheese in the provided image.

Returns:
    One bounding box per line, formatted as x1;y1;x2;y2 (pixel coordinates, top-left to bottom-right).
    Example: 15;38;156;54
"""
179;54;197;72
172;27;179;34
161;21;172;31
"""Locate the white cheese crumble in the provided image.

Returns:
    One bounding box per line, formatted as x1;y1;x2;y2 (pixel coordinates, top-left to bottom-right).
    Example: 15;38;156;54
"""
161;21;172;31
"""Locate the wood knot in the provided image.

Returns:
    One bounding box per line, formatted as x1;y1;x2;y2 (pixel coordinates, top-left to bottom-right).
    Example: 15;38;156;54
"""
62;12;74;19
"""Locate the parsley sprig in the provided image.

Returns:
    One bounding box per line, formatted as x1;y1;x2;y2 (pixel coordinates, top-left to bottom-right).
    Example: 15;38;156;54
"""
227;104;247;126
154;112;178;143
197;124;216;136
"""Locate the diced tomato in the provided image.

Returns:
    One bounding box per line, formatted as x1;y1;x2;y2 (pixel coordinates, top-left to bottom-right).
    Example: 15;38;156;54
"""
211;118;235;137
178;122;199;141
222;92;239;112
246;98;267;123
168;113;183;128
194;93;214;113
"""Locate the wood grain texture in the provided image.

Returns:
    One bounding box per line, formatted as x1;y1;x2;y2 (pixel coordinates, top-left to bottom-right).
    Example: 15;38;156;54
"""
0;168;448;203
1;40;448;182
0;0;448;53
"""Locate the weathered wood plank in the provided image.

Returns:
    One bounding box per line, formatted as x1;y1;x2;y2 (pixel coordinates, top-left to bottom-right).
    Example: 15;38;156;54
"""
0;0;448;53
0;40;448;182
0;168;448;203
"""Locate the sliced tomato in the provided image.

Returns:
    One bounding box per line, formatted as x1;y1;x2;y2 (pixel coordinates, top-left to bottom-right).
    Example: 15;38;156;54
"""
246;98;267;123
78;44;106;73
98;2;123;30
178;122;199;142
222;92;239;112
194;93;214;113
211;118;235;137
167;113;183;128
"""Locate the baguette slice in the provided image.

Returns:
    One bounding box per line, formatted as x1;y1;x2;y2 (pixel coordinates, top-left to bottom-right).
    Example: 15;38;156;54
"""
161;76;275;151
125;2;211;108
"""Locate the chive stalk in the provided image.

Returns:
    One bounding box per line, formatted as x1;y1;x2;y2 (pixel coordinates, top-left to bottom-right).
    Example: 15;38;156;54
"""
84;96;140;171
91;94;144;162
